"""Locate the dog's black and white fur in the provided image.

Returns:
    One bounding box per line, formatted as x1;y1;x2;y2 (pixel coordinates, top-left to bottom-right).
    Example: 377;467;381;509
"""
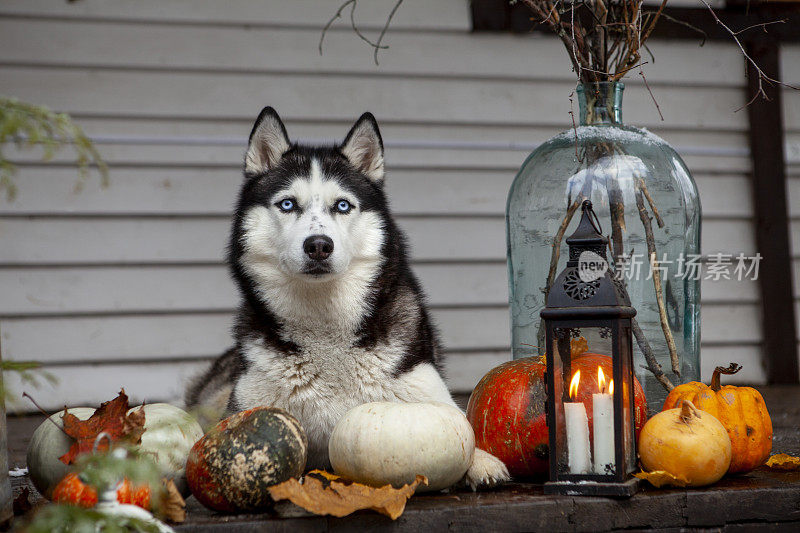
185;108;509;489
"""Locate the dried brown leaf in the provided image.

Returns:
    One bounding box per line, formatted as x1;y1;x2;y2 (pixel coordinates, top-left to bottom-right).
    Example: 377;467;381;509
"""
160;478;186;523
267;470;427;520
634;470;691;488
571;336;588;357
765;454;800;471
59;389;146;465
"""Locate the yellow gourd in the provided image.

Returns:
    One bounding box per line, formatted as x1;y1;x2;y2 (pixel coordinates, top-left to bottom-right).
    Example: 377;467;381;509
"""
638;400;732;487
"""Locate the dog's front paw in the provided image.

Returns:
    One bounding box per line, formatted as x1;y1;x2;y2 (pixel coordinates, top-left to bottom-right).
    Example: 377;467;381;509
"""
464;448;510;491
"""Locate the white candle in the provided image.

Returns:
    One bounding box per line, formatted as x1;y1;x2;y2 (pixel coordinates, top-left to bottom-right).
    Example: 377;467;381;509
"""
593;367;615;475
565;402;592;474
592;392;615;474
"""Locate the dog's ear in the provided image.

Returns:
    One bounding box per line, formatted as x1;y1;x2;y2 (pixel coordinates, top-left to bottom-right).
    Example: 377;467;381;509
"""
245;107;290;174
340;112;384;183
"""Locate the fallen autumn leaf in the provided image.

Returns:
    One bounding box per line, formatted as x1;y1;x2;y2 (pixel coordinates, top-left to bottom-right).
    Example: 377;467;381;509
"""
267;470;427;520
765;454;800;471
634;469;691;488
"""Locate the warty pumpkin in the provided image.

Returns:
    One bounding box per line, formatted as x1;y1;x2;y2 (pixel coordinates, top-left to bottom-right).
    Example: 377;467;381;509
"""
186;407;308;512
661;363;772;474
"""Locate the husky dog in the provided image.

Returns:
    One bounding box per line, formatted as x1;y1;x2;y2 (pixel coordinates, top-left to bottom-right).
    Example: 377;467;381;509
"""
185;108;509;489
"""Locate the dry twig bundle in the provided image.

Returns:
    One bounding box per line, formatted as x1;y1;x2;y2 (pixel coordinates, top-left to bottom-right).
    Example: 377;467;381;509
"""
519;0;668;84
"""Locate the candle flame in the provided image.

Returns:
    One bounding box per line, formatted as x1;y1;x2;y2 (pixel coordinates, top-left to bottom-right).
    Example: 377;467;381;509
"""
597;366;606;393
597;366;615;395
569;370;581;400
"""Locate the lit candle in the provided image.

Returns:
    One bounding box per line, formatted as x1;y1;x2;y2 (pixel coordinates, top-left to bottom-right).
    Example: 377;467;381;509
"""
565;370;592;474
593;367;615;474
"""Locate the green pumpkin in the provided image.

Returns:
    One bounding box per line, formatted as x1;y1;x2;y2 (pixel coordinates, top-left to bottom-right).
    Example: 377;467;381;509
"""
133;403;204;495
186;407;307;512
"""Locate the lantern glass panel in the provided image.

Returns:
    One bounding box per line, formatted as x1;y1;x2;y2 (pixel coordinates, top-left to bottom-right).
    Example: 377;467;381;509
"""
550;327;567;473
619;323;636;475
552;324;621;479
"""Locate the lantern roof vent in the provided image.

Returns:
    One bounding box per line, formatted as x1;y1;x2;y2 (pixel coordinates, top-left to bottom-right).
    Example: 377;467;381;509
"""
542;200;635;316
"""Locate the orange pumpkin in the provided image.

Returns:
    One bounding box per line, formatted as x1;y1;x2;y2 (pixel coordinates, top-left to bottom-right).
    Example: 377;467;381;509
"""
52;472;151;509
662;363;772;474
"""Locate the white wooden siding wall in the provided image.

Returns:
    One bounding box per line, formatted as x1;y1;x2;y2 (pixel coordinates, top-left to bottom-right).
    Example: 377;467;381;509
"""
783;44;800;375
0;0;770;411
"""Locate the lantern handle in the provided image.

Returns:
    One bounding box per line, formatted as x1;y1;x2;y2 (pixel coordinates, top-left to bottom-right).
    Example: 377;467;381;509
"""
581;199;604;236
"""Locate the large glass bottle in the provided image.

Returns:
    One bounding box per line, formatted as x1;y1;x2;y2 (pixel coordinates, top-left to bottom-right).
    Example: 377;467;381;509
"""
506;82;701;412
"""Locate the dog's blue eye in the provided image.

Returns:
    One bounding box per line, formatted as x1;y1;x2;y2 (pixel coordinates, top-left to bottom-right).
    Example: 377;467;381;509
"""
278;199;295;212
335;200;351;213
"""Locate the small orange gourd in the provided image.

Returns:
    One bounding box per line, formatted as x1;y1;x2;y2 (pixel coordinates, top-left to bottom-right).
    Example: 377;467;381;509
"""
662;363;772;474
52;472;151;509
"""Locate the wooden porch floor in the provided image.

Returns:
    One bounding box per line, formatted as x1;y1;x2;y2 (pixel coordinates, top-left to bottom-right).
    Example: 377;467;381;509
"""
7;385;800;532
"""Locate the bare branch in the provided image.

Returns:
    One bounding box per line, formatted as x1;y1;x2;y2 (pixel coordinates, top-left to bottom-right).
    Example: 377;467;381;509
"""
372;0;404;66
697;0;799;110
319;0;401;66
732;19;786;36
347;1;389;53
639;69;664;121
319;0;355;56
655;12;708;45
636;178;680;377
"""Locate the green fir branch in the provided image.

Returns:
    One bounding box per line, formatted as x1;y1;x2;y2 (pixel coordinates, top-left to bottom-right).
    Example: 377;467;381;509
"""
16;447;168;532
73;446;165;503
0;96;108;201
15;505;163;533
0;360;54;406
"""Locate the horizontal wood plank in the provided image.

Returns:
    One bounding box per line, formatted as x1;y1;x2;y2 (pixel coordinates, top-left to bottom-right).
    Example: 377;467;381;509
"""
0;264;512;315
0;308;512;364
0;256;764;316
0;217;511;263
0;18;745;86
793;259;800;298
782;89;800;132
0;292;763;365
700;345;767;385
0;168;751;218
3;360;207;413
0;216;759;264
4;143;751;175
66;116;752;151
788;177;800;217
0;67;749;131
0;0;470;31
780;43;800;85
0;292;762;358
787;134;800;165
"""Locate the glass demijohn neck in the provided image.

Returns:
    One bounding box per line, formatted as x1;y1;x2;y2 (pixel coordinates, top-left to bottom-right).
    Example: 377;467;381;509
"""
577;82;624;126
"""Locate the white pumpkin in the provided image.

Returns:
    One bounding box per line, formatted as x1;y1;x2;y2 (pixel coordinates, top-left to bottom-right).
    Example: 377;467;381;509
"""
132;403;204;495
26;403;203;499
329;402;475;492
26;407;94;499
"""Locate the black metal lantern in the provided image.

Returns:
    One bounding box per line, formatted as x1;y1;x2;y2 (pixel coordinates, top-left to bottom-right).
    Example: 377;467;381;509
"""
542;200;640;497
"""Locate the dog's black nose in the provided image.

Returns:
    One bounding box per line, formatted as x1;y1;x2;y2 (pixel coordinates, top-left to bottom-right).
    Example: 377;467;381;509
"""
303;235;334;261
